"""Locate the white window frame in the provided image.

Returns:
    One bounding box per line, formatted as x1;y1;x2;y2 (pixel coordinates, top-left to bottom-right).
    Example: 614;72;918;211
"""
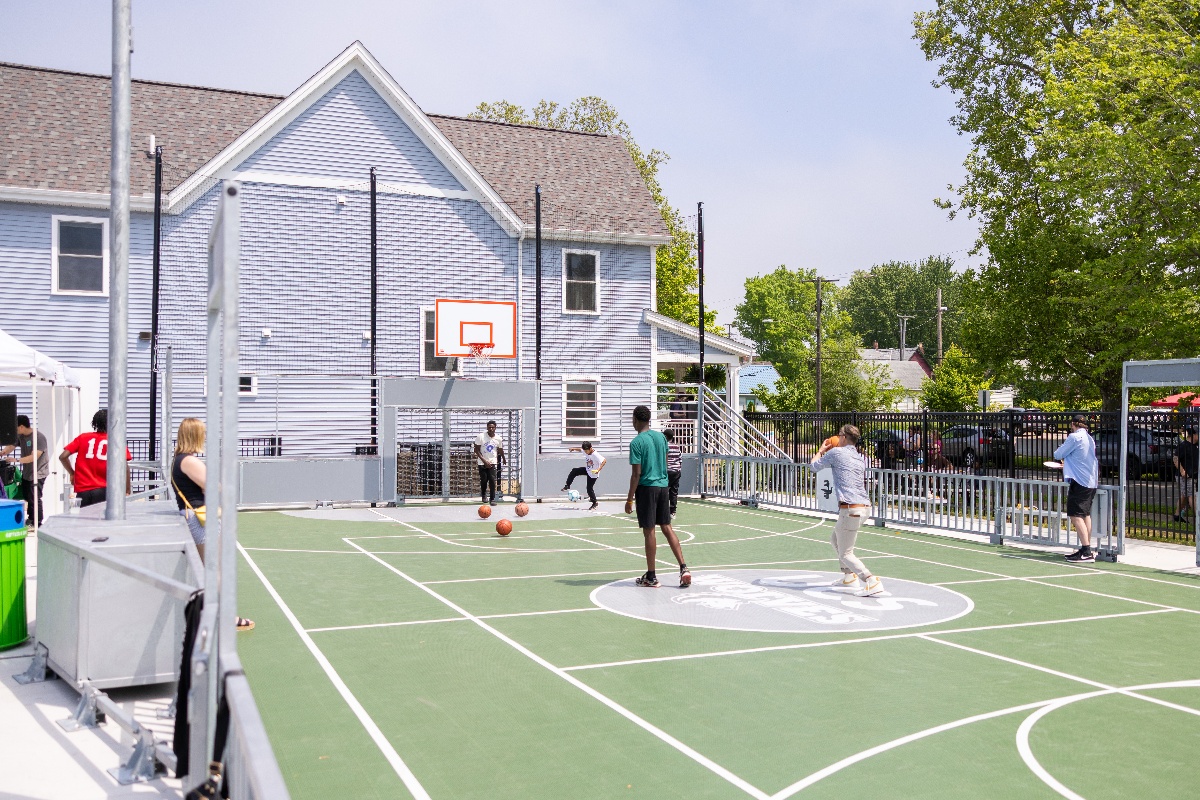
419;306;462;377
51;215;109;296
561;249;601;316
561;375;602;442
202;374;258;397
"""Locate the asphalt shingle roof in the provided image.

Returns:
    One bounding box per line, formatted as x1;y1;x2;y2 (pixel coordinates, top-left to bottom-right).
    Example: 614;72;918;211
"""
1;61;668;239
0;62;282;195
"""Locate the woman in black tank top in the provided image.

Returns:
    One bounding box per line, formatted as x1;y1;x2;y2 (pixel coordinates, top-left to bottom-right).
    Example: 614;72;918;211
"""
172;417;254;631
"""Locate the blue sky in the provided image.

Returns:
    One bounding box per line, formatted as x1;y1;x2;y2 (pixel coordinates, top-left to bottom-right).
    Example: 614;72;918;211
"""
1;0;979;325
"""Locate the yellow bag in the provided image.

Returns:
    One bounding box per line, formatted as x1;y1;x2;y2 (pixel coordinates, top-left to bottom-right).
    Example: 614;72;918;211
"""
172;476;206;527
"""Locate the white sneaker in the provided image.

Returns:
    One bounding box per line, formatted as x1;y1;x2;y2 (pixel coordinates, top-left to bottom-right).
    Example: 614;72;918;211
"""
855;577;885;597
831;574;860;591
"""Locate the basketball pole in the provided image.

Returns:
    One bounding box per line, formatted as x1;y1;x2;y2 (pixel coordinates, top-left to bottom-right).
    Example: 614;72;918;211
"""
535;185;542;382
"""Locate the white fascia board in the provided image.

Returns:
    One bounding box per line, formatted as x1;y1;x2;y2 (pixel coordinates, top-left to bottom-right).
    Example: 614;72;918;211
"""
164;42;524;235
643;309;756;359
528;225;671;247
0;185;155;213
231;170;475;200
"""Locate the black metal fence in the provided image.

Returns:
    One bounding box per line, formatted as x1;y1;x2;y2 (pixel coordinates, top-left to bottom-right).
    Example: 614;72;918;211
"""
744;409;1199;545
127;436;283;493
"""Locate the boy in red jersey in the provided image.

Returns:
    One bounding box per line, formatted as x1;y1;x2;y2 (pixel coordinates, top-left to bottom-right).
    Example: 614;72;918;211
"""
59;409;131;507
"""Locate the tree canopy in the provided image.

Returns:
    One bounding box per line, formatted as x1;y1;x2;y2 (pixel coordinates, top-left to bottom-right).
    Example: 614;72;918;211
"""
469;97;716;331
839;256;964;355
920;344;989;412
914;0;1200;409
733;265;900;411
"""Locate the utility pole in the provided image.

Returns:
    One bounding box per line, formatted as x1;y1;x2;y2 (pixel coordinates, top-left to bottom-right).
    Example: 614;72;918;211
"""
898;314;915;362
696;201;705;387
936;287;944;362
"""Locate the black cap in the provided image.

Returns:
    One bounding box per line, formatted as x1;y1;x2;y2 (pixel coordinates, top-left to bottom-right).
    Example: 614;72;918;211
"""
1071;414;1089;428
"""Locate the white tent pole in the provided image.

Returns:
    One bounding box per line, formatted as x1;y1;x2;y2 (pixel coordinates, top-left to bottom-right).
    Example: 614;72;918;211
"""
31;377;38;534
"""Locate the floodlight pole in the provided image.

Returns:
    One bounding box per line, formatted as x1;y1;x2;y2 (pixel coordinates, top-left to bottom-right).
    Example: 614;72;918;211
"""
106;0;131;521
535;185;542;382
148;145;162;460
370;167;378;451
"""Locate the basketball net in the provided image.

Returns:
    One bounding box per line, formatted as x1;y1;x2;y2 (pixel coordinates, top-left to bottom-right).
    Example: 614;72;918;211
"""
468;343;493;368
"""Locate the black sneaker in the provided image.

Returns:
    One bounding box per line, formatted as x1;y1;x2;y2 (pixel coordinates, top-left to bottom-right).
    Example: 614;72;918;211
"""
588;502;599;511
635;573;660;588
679;565;692;588
1065;548;1095;563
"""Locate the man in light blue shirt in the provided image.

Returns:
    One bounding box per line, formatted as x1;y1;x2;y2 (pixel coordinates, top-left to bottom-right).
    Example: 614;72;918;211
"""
1054;414;1099;563
810;424;884;596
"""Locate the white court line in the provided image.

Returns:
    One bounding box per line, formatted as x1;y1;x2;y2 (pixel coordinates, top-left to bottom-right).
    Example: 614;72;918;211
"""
343;526;770;800
1015;679;1200;800
920;635;1200;718
307;607;602;633
242;547;363;554
238;544;432;800
421;556;901;586
364;508;642;553
932;572;1107;586
1000;552;1200;592
770;679;1200;800
561;609;1176;671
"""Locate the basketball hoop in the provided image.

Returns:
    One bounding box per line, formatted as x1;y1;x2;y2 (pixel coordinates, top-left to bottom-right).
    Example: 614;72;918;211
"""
468;342;494;367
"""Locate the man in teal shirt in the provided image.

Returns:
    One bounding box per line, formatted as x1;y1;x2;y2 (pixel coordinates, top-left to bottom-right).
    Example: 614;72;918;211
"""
625;405;691;588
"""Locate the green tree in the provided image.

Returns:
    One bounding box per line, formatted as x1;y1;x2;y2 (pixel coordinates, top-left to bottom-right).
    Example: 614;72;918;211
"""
733;265;898;411
470;98;717;331
840;256;965;355
920;345;989;412
913;0;1200;409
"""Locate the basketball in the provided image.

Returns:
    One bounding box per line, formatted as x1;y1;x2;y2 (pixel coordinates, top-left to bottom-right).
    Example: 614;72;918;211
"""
478;504;492;519
496;519;512;536
515;502;529;517
823;435;840;449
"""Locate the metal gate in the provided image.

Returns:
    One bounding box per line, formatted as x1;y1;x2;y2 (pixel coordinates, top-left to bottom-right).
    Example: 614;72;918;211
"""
394;407;523;501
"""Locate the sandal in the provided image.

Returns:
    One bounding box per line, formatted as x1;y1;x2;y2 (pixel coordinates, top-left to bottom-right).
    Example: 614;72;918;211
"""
236;616;255;632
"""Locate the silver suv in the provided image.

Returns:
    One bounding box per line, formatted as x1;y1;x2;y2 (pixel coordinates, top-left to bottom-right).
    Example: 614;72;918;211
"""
939;425;1014;470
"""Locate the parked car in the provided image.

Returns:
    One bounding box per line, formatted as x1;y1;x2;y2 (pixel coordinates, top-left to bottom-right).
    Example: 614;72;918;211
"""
866;429;911;470
1007;408;1052;434
1093;427;1175;480
939;425;1014;470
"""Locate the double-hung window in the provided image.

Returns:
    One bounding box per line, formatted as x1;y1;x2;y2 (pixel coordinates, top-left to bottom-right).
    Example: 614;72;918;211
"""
563;378;600;440
563;250;599;314
52;216;108;295
421;308;461;376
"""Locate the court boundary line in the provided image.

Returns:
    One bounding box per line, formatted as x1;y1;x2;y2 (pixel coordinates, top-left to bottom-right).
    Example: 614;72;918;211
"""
932;572;1107;586
238;544;433;800
770;679;1200;799
343;525;771;800
307;607;602;634
561;608;1175;671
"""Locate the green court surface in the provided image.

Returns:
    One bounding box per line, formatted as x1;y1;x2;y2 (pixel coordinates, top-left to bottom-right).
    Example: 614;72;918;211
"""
233;500;1200;799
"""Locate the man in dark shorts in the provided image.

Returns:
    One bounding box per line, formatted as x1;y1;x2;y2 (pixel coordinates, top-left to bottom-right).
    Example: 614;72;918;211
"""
1054;414;1099;562
1173;427;1198;523
625;405;690;588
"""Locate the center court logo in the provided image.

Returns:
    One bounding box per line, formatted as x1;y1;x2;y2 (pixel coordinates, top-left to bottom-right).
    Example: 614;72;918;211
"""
590;569;974;634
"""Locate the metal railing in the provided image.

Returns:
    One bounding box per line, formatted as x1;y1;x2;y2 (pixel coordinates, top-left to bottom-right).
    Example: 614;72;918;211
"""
701;455;1121;559
654;384;790;460
744;409;1195;544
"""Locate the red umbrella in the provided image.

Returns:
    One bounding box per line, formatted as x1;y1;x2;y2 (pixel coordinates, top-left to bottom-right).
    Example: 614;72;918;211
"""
1151;392;1200;408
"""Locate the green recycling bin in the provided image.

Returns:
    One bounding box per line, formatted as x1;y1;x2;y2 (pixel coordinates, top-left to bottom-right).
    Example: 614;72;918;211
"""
0;498;28;650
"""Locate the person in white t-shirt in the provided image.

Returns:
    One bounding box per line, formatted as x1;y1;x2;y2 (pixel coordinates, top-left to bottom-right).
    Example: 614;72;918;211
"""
473;420;505;505
563;441;605;510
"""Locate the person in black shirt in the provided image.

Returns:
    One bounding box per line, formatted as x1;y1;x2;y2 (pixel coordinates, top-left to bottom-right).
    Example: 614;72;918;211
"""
2;415;49;527
1173;427;1199;523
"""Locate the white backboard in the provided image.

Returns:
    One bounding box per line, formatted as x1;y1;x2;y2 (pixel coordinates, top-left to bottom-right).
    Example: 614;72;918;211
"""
435;299;517;358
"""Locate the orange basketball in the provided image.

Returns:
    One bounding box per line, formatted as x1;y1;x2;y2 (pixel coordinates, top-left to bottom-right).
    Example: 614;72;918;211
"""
822;436;841;449
496;519;512;536
515;502;530;517
478;504;492;519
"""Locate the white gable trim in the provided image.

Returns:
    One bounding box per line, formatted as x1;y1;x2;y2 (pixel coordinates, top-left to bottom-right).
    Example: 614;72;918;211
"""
643;309;756;360
231;169;476;200
164;42;524;234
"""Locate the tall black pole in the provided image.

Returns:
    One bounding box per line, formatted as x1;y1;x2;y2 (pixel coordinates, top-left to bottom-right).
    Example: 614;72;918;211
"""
370;167;378;450
697;201;705;387
815;276;823;413
535;185;542;382
148;145;162;460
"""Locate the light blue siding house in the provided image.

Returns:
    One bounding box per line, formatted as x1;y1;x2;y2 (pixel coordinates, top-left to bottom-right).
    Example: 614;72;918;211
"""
1;43;749;472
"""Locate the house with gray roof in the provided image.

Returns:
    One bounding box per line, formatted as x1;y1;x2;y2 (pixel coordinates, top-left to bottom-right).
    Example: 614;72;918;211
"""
0;42;745;460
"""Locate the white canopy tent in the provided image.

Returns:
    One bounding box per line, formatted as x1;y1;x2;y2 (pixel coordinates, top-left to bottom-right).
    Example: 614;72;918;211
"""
0;329;91;529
